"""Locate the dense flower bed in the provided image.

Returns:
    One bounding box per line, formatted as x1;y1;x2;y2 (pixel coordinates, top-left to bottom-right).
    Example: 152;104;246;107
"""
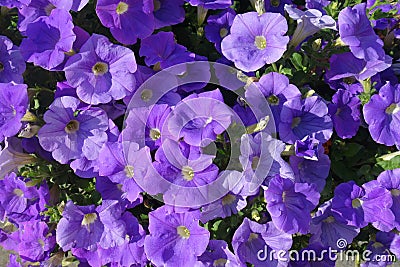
0;0;399;266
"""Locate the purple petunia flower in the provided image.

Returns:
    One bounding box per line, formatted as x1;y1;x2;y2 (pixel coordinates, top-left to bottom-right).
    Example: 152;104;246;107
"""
285;4;336;48
372;169;400;230
64;34;137;104
265;175;320;234
240;133;293;195
246;71;301;125
196;239;244;267
363;82;400;149
0;172;48;224
186;0;232;9
56;200;104;251
153;139;219;204
328;89;361;139
139;31;194;71
310;200;360;249
279;95;333;144
20;9;76;70
96;0;154;45
338;3;385;61
144;205;210;266
17;0;73;33
325;52;392;82
331;181;394;229
361;232;397;267
0;83;28;143
294;135;320;160
98;141;147;203
121;104;172;150
153;0;185;29
290;145;330;193
205;8;236;53
167;89;232;146
0;36;25;83
9;220;55;262
200;191;247;223
221;11;289;72
38;96;109;164
232;217;292;266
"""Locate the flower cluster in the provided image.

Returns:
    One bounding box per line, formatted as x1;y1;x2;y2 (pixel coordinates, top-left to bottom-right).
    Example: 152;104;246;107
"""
0;0;399;266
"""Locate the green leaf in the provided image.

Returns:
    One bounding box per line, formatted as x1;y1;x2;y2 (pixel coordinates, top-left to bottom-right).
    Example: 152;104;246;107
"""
376;155;400;170
290;52;304;71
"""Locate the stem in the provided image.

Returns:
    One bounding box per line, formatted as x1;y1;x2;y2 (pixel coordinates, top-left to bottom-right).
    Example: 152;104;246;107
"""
271;63;278;72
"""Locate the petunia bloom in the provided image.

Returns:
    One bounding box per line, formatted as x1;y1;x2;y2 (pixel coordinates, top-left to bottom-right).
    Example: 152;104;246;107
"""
96;0;155;45
38;96;109;164
0;83;28;143
221;11;289;72
338;3;385;61
265;175;320;234
325;52;392;82
0;36;25;83
363;82;400;149
144;206;210;266
279;95;333;144
328;89;361;139
153;0;185;29
20;9;76;70
232;217;292;266
310;200;360;249
56;201;104;251
285;4;336;48
64;34;137;105
204;8;236;53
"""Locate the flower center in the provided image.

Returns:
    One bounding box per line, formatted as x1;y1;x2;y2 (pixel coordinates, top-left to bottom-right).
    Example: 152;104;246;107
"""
267;95;279;105
13;188;24;197
44;3;56;16
181;166;195;181
251;156;259;170
222;194;236;205
214;259;228;266
81;213;98;226
248;233;258;241
149;128;161;141
372;242;384;249
271;0;280;7
291;117;301;128
116;2;129;15
141;89;153;102
385;103;400;115
351;198;363;209
343;77;356;84
0;62;4;72
65;120;80;134
92;62;109;76
282;191;287;202
219;28;228;38
205;116;213;126
391;189;400;197
153;0;161;11
124;165;134;178
254;36;267;50
323;216;335;223
177;225;190;239
64;49;76;56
